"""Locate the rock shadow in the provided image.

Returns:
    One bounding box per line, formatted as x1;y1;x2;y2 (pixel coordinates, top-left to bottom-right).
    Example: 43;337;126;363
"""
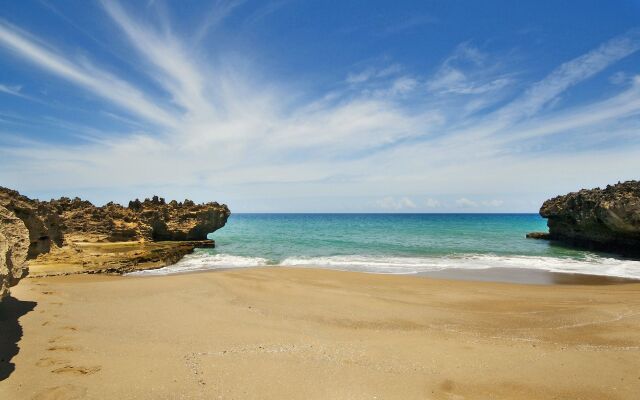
0;296;36;380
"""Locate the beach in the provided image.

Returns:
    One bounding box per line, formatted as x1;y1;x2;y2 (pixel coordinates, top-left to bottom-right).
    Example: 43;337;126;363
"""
2;267;640;399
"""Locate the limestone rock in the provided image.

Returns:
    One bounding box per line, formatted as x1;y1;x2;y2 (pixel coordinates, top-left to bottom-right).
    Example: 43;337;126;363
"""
0;187;230;282
0;205;30;299
0;187;230;245
536;181;640;257
27;240;215;277
0;187;64;258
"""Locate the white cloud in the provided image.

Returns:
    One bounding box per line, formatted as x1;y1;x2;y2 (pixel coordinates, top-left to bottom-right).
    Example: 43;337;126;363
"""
425;198;440;208
426;43;513;96
455;198;477;208
0;20;177;127
609;71;629;85
482;199;504;207
193;0;247;42
0;5;639;212
0;83;23;97
452;199;502;209
346;64;402;84
500;30;640;118
101;1;210;115
376;197;417;210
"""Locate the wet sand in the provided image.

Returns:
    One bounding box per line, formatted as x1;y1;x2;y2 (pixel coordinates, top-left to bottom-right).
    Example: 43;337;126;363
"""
418;267;639;285
1;267;640;399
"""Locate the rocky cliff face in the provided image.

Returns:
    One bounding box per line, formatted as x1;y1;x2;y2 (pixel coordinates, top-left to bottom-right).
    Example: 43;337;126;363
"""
0;187;230;294
0;187;64;259
537;181;640;257
0;205;30;300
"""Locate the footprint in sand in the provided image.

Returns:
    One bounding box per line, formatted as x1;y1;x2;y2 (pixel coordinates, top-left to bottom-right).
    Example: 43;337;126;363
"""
32;384;87;400
42;321;51;326
36;358;69;367
47;345;75;352
48;336;73;346
440;379;455;392
61;326;78;332
51;365;101;376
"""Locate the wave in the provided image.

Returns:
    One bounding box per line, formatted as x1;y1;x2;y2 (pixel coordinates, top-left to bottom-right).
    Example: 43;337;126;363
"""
127;253;269;276
282;254;640;279
127;252;640;279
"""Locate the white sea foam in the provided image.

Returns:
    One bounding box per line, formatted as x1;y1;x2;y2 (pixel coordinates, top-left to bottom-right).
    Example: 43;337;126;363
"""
127;253;269;276
127;252;640;279
281;254;640;279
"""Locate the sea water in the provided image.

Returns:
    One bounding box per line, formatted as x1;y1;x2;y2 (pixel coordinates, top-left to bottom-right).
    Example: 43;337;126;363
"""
130;214;640;279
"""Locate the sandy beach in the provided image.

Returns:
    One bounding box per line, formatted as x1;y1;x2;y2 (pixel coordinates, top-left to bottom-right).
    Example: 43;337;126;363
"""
1;268;639;399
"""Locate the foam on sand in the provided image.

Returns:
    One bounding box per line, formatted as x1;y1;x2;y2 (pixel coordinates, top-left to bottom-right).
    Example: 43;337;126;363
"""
128;252;640;280
127;253;269;276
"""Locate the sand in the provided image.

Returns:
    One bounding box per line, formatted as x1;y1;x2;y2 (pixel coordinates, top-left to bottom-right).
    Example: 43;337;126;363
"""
1;267;640;399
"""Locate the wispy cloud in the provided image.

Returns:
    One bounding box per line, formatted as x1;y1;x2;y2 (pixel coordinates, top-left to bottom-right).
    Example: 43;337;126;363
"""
0;3;639;211
426;43;514;96
346;64;403;84
500;30;640;119
193;0;247;42
382;15;436;35
0;83;28;99
376;196;416;210
0;20;177;127
101;1;210;116
243;0;289;26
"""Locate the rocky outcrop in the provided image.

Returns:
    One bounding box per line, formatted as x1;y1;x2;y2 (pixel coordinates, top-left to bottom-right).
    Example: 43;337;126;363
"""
0;187;230;288
525;232;550;240
0;187;64;259
27;240;216;277
36;194;231;243
0;205;30;300
533;181;640;257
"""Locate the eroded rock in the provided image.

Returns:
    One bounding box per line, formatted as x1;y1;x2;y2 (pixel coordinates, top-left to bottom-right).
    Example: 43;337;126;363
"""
535;181;640;257
0;187;230;287
0;205;30;300
0;187;64;259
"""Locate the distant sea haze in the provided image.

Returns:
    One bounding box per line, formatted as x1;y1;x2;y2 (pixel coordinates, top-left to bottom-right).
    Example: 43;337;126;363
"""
131;214;640;279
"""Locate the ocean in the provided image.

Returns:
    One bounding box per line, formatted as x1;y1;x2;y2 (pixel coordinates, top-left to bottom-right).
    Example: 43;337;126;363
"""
131;213;640;280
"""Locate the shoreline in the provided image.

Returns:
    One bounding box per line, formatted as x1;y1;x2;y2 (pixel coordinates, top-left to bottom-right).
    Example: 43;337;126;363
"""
2;267;640;399
127;263;640;286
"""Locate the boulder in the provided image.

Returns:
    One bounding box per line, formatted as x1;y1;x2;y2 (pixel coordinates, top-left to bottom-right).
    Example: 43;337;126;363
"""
525;232;550;240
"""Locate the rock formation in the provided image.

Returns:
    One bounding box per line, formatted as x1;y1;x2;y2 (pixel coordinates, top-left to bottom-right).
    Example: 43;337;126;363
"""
0;187;64;259
0;187;230;295
0;205;30;300
531;181;640;257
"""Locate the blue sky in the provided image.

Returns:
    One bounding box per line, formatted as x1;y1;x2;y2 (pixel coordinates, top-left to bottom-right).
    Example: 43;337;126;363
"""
1;0;640;212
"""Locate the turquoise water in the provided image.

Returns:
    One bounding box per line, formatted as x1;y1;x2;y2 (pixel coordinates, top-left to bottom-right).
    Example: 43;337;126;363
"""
134;214;640;278
212;214;556;259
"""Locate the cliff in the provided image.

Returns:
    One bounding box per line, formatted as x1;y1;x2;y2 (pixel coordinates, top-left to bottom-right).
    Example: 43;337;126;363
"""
0;187;230;294
533;181;640;257
0;205;30;300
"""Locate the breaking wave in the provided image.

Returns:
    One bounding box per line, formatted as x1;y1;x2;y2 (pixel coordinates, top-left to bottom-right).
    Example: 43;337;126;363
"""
127;252;640;279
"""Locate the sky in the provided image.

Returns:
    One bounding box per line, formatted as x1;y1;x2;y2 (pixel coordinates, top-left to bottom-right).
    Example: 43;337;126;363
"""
1;1;640;212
